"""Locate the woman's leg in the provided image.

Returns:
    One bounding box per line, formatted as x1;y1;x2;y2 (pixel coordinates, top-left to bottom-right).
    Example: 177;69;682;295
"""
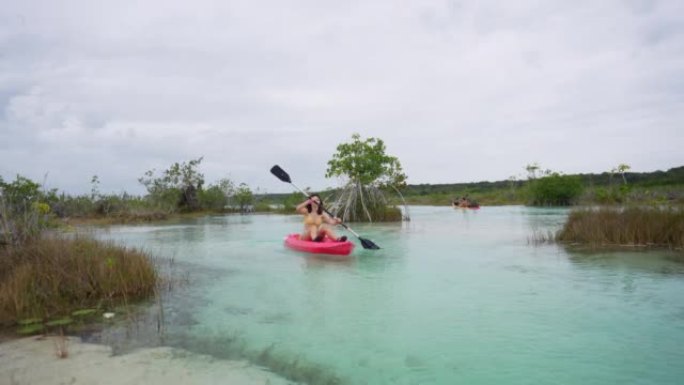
319;226;346;241
316;225;329;240
319;226;335;240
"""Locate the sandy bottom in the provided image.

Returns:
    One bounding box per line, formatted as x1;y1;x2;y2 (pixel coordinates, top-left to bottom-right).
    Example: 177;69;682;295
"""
0;336;293;385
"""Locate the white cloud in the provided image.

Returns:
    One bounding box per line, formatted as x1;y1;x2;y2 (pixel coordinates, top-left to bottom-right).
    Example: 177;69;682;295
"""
1;0;683;194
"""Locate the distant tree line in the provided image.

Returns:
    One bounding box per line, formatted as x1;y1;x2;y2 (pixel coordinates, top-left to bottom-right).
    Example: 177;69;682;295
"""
259;165;684;207
401;166;684;197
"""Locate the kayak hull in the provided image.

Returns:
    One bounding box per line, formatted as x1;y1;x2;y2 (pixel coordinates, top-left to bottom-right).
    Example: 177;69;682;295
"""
284;234;354;256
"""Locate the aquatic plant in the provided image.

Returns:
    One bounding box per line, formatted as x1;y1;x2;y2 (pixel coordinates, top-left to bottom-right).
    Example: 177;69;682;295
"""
245;343;346;385
527;230;557;246
557;207;684;248
172;333;347;385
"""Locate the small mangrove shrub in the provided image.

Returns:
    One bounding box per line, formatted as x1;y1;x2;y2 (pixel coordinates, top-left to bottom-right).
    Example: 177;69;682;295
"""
326;134;407;222
0;236;158;326
331;184;403;222
557;207;684;248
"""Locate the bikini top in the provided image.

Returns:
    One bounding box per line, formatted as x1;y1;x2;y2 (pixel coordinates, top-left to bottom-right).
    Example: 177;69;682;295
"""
304;214;323;226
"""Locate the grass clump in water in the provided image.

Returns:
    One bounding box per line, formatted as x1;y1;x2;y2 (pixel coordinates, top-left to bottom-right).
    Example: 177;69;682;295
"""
527;230;557;246
557;207;684;248
0;236;158;328
250;344;343;385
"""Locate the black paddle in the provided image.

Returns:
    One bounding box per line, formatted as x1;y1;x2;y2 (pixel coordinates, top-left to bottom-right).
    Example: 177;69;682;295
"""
270;165;380;250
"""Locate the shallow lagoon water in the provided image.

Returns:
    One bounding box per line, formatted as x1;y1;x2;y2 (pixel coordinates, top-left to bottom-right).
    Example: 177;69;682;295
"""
97;206;684;384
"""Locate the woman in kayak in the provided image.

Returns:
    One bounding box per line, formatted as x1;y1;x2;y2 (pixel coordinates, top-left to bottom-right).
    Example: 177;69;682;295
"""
296;194;347;242
452;196;468;208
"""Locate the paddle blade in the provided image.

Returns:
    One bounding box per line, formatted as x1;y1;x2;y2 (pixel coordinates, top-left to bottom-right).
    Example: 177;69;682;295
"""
270;165;291;183
359;237;381;250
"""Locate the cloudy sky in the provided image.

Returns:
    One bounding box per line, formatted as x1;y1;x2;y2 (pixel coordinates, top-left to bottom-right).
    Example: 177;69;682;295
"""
1;0;683;195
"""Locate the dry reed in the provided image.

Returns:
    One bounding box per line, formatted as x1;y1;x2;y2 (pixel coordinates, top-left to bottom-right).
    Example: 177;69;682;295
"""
557;207;684;248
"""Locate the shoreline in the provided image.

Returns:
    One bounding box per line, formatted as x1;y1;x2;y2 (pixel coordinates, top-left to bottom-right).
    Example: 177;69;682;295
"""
0;335;294;385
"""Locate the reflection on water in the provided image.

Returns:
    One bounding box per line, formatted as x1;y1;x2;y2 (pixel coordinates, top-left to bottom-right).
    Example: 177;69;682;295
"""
566;249;684;275
89;207;684;385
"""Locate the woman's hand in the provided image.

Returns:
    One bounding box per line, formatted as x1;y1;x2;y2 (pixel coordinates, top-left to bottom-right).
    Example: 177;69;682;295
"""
333;217;342;224
296;198;313;212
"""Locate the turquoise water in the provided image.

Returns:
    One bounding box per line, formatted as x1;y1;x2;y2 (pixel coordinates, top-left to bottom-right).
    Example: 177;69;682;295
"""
98;206;684;384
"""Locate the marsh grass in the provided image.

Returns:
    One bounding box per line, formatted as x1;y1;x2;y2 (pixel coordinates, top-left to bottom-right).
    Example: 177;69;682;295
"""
557;207;684;248
0;236;158;327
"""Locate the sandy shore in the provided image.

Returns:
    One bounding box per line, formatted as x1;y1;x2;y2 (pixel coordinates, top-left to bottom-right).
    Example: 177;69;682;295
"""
0;336;293;385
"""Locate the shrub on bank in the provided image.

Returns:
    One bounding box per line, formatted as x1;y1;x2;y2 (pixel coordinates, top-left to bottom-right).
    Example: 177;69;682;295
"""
0;176;49;245
376;206;403;221
528;173;584;206
0;237;158;326
557;207;684;248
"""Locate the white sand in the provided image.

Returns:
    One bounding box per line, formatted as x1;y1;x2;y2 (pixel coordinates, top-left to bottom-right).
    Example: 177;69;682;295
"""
0;336;293;385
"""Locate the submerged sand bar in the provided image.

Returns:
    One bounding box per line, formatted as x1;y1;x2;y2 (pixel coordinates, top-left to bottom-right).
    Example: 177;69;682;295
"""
0;336;293;385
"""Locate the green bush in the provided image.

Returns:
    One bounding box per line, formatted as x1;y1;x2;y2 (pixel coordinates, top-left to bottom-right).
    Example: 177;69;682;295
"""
198;185;229;211
528;173;583;206
0;175;50;245
232;183;254;213
592;185;632;204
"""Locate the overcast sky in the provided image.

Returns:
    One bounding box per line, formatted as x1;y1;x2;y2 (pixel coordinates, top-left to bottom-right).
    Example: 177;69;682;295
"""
1;0;683;195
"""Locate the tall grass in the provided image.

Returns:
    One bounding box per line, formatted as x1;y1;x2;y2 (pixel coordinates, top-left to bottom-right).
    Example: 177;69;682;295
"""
0;236;157;326
557;207;684;248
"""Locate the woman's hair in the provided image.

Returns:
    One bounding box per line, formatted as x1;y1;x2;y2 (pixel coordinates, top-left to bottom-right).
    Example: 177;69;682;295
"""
306;194;323;215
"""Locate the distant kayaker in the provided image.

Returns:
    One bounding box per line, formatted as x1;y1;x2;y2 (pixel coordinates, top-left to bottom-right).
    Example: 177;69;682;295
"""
296;194;347;242
453;196;468;208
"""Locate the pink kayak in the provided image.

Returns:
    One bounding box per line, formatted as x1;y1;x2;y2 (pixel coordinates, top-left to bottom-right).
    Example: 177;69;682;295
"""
284;234;354;256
